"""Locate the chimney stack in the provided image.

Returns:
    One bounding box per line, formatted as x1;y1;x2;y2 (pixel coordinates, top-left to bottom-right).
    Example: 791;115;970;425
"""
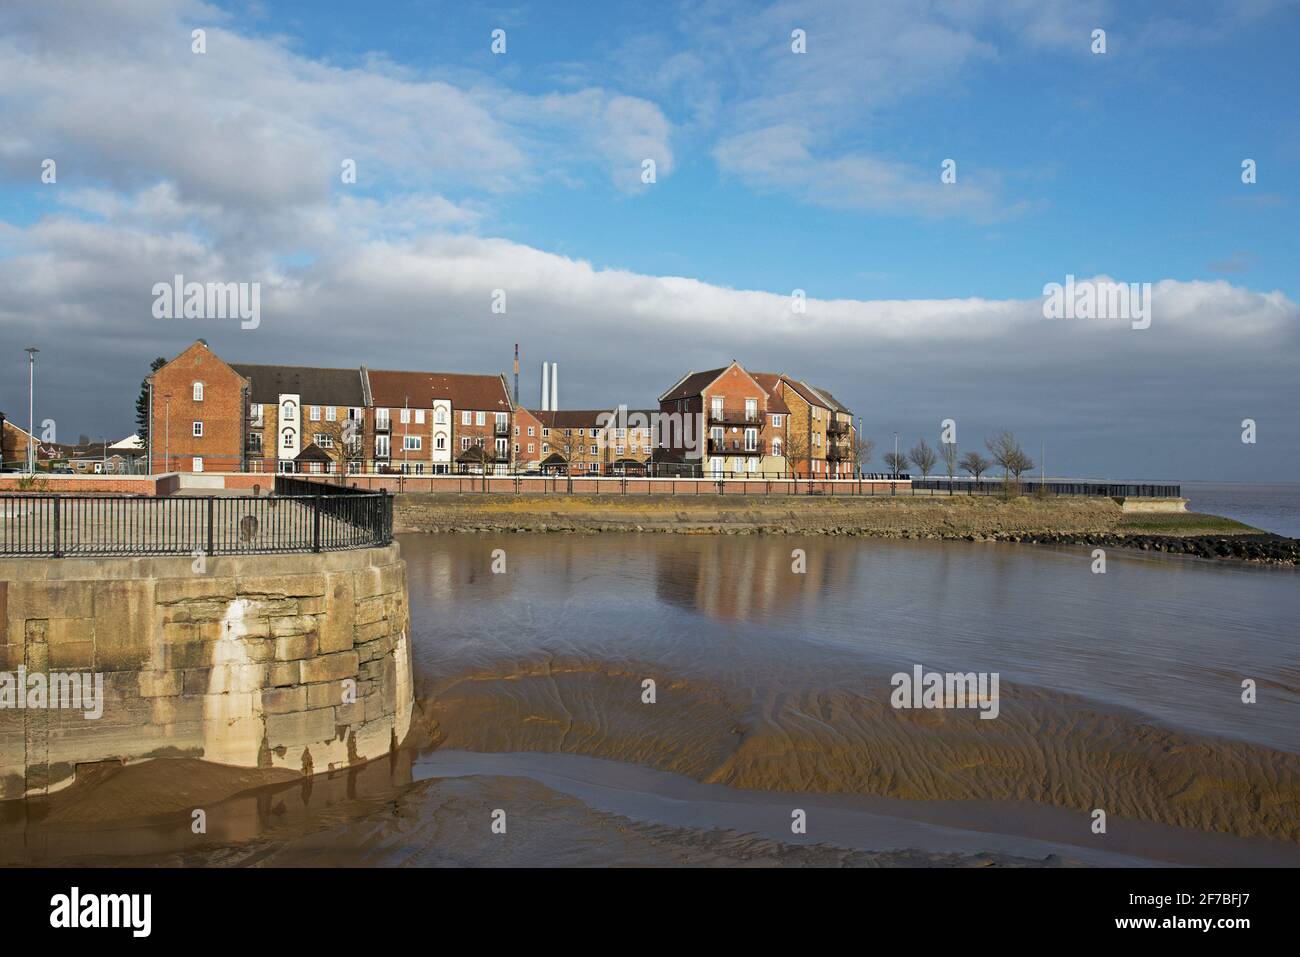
551;363;558;411
541;362;549;411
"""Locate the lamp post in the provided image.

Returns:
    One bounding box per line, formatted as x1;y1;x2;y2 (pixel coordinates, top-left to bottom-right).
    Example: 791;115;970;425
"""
164;393;172;473
892;430;899;496
24;347;39;474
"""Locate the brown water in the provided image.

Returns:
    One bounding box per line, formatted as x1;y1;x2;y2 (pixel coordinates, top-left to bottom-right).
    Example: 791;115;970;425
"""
4;533;1299;867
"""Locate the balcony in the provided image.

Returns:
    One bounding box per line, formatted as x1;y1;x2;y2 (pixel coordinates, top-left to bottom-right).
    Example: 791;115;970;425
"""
827;419;851;436
373;417;391;433
708;409;761;426
494;422;510;437
708;438;765;456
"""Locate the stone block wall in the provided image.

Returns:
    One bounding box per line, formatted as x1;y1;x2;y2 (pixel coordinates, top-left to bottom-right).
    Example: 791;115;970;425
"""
0;543;411;799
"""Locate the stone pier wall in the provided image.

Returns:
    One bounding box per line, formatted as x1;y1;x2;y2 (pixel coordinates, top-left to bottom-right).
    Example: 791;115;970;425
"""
0;544;412;799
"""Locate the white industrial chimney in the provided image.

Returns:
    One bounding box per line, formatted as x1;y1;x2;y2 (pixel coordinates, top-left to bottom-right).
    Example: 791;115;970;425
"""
541;362;550;411
550;362;558;411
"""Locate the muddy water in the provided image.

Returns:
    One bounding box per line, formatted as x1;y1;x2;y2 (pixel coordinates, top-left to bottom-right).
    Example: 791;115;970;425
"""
4;533;1299;866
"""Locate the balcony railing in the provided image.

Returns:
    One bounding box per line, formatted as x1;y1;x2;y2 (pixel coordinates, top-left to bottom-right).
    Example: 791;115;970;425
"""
708;438;765;456
708;409;761;426
827;419;851;435
373;418;391;433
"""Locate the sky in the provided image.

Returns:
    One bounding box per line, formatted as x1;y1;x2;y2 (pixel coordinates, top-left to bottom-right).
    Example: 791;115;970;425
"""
0;0;1297;481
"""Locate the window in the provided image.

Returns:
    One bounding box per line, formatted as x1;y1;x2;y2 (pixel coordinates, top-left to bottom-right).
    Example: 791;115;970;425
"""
541;443;548;453
404;435;422;451
326;406;337;421
542;427;550;437
192;457;203;472
435;407;447;424
282;399;296;419
461;437;471;451
514;444;520;453
711;396;723;417
589;445;597;455
315;433;333;449
374;435;389;458
192;382;204;402
247;433;263;453
772;414;782;428
415;409;425;424
375;409;390;429
347;461;360;474
400;408;410;424
349;407;361;420
813;407;821;420
527;443;534;453
616;445;625;455
745;399;757;421
435;434;446;450
310;406;321;421
744;428;757;452
461;411;472;426
772;439;783;457
325;461;335;474
475;411;485;426
527;427;535;437
281;427;295;450
249;403;263;426
192;421;203;437
514;426;520;436
615;428;625;439
564;428;572;437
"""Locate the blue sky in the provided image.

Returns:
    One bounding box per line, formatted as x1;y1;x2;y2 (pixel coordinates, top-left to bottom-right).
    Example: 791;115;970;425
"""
0;0;1298;481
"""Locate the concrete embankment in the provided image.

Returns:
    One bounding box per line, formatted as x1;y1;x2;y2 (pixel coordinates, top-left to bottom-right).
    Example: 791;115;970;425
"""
393;492;1296;564
0;544;413;799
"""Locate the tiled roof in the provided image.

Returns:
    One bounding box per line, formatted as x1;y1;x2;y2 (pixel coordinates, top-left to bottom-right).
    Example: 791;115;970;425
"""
659;367;729;402
231;363;366;407
369;370;510;411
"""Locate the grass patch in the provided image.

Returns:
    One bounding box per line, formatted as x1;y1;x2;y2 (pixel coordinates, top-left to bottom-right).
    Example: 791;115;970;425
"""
1117;511;1261;535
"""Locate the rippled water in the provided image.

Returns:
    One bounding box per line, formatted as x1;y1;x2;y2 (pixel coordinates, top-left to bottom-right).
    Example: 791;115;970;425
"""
404;533;1300;753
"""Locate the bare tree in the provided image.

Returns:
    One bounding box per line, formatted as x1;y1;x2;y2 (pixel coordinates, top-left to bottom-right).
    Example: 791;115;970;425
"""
853;434;876;477
959;450;990;480
908;438;937;479
882;450;907;477
940;442;958;494
311;416;366;479
985;431;1034;496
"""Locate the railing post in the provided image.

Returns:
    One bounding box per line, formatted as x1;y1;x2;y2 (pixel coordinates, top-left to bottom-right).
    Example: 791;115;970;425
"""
312;494;322;552
206;495;215;556
52;494;62;558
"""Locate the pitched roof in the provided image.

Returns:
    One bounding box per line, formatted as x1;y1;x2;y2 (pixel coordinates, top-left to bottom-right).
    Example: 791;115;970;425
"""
747;372;792;415
807;384;851;414
659;367;729;402
231;363;366;407
369;370;510;411
778;376;831;410
294;442;333;463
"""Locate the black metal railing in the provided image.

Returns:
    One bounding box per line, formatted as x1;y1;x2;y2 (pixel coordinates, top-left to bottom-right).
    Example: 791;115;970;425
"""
708;438;765;455
709;410;762;426
910;479;1181;497
1;484;391;558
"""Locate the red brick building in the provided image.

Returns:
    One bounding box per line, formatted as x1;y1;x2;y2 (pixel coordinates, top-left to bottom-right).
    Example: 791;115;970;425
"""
367;370;513;474
148;340;248;473
658;362;789;476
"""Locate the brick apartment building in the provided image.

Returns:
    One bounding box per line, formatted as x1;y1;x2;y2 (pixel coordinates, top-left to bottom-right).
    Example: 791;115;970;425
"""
368;370;512;474
141;342;856;478
516;408;658;474
230;363;367;474
658;362;791;476
147;340;249;473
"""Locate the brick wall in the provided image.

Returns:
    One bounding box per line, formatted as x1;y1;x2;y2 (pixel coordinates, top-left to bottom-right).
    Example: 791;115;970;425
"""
150;341;246;473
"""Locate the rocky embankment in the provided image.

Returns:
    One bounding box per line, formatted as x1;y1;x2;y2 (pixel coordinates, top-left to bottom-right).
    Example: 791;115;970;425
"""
393;493;1297;566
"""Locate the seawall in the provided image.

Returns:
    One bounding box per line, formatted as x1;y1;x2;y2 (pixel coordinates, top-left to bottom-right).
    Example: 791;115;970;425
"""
0;543;412;799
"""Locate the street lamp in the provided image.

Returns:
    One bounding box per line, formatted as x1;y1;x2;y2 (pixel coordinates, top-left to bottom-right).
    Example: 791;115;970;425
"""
164;393;172;473
24;347;38;474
